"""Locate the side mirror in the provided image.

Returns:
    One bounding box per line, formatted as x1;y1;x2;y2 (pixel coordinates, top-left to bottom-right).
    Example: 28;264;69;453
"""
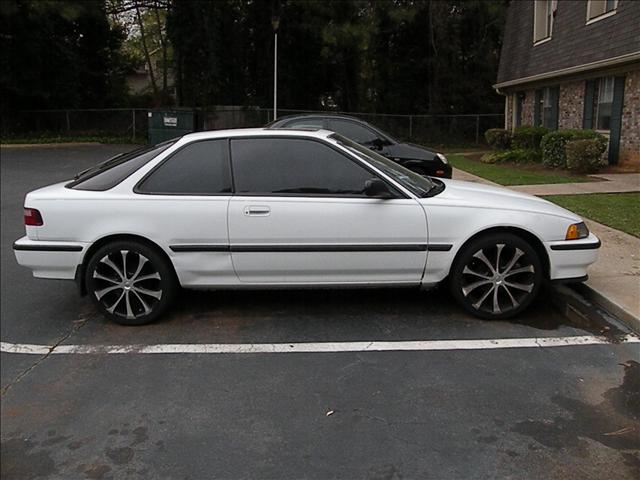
364;178;394;199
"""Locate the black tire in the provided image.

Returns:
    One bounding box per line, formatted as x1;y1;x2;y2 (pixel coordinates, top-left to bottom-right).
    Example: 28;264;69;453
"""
449;233;543;320
85;240;177;325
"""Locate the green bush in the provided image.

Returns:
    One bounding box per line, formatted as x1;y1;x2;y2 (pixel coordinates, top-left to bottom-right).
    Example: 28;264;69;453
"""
481;149;542;164
512;126;549;150
541;129;606;168
565;138;607;173
484;128;512;150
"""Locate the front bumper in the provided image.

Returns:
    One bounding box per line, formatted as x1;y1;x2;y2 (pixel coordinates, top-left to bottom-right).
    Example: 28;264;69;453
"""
13;236;87;280
546;233;600;281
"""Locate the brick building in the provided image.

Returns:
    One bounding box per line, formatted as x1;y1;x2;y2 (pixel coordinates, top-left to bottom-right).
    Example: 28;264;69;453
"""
495;0;639;165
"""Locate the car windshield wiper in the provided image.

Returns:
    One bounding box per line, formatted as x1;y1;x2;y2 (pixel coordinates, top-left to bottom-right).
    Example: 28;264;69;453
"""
421;178;445;197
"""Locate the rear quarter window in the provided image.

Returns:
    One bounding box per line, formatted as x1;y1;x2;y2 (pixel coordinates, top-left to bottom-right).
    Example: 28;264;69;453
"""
68;142;175;191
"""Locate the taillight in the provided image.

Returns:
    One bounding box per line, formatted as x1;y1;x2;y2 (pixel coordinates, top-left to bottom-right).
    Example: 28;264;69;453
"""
24;208;43;226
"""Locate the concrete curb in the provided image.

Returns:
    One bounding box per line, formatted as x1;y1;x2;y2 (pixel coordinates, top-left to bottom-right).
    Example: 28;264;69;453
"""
573;283;640;335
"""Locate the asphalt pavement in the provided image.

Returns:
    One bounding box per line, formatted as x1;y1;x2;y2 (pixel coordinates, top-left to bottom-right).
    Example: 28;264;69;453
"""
1;144;639;479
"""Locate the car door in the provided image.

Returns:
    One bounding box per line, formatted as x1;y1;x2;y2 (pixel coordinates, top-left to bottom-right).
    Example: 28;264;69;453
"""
227;136;428;284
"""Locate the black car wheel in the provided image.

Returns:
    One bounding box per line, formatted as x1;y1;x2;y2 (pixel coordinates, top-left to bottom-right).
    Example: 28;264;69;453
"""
86;240;177;325
449;233;543;319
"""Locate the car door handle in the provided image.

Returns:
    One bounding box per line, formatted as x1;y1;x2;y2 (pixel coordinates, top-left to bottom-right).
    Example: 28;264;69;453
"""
244;206;271;216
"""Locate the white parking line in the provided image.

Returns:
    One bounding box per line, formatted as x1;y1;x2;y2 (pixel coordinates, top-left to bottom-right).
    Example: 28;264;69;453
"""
1;335;638;355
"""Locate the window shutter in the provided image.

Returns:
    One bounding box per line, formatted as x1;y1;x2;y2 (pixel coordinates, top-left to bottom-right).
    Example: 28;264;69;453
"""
608;76;626;165
534;89;542;126
550;86;559;130
583;80;595;129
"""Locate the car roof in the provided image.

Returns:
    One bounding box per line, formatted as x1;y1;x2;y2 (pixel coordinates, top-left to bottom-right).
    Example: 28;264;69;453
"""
177;127;334;143
269;113;362;124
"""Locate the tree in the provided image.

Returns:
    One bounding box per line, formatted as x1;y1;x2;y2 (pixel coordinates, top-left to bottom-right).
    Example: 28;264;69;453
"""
0;0;128;113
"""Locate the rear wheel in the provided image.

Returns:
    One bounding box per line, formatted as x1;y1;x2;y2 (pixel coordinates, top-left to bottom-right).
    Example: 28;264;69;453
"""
449;233;543;319
85;240;177;325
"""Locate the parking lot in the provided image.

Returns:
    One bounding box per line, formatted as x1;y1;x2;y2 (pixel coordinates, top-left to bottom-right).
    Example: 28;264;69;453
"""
1;144;639;479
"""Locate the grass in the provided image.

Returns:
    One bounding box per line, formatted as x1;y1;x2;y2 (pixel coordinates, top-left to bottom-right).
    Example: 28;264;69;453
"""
1;135;146;145
448;154;594;186
543;193;640;237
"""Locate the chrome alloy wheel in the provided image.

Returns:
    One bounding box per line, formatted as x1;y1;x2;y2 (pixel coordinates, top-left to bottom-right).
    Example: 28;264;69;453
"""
92;250;162;320
460;243;535;315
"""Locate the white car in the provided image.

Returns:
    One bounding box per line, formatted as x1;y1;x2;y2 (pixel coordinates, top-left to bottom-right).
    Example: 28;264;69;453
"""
14;129;600;325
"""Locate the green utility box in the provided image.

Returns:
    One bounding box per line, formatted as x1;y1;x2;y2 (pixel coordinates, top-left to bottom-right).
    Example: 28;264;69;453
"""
148;109;198;144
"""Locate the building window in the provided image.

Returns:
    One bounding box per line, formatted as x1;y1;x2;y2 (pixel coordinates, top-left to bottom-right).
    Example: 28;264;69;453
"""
533;0;555;44
587;0;618;22
516;92;525;128
592;77;614;131
535;87;558;129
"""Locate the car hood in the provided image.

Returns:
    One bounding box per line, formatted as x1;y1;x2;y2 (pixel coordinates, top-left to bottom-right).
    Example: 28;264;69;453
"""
421;179;582;222
385;142;436;161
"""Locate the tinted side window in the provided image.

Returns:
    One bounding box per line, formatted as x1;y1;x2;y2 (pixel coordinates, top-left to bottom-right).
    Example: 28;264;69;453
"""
328;120;379;144
284;118;325;128
70;142;174;191
137;140;231;194
231;138;376;196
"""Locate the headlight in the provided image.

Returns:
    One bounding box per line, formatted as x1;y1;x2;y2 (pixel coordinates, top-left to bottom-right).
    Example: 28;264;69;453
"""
565;222;589;240
436;153;448;164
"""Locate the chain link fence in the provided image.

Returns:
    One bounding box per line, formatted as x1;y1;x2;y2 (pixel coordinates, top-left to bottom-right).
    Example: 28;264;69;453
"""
4;107;504;146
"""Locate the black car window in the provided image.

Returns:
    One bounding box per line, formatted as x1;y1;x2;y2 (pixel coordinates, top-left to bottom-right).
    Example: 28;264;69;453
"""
231;137;382;196
284;118;325;129
137;140;231;195
68;141;175;191
328;119;379;144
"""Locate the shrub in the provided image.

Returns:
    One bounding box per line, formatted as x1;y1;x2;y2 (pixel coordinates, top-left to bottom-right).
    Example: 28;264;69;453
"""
512;125;549;150
565;138;607;173
484;128;511;150
541;129;606;168
481;149;542;164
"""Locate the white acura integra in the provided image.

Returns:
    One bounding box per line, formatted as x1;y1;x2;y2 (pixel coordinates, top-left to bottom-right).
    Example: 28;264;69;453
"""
14;129;600;325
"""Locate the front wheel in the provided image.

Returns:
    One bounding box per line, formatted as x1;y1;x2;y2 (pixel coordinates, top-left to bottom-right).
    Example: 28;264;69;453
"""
86;240;177;325
449;233;543;319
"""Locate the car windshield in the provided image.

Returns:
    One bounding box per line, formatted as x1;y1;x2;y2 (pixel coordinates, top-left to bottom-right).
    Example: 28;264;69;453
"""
330;133;436;197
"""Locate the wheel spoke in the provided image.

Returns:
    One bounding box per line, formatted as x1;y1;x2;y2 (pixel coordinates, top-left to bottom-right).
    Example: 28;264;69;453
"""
95;285;122;300
505;265;534;276
473;250;496;275
106;290;125;314
492;285;501;314
472;285;495;310
121;250;129;280
495;244;505;273
133;272;160;283
501;284;520;308
124;290;134;319
133;286;162;300
100;255;125;280
93;272;119;284
463;266;492;280
132;290;152;315
462;279;492;297
129;255;149;281
504;280;534;293
502;248;524;275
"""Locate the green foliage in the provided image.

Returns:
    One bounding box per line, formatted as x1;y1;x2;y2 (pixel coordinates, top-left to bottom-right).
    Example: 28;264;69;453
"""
0;0;128;114
484;128;511;150
511;126;549;150
166;0;507;113
481;149;541;164
565;138;607;173
448;155;593;186
541;129;606;168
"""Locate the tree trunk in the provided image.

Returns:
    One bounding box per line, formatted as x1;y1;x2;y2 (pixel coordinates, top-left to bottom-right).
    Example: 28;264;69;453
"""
135;1;159;104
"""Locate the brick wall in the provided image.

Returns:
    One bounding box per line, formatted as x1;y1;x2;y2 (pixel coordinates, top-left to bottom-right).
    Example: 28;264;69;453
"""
558;81;584;129
620;69;640;165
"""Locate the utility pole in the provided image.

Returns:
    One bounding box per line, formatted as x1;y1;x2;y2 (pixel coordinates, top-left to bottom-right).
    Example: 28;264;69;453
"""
272;4;280;121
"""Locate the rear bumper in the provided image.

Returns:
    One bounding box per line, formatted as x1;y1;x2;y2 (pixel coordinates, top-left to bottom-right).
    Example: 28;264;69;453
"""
546;233;600;281
13;237;87;280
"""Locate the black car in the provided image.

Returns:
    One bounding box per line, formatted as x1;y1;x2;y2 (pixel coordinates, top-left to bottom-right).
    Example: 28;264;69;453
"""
267;114;452;178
